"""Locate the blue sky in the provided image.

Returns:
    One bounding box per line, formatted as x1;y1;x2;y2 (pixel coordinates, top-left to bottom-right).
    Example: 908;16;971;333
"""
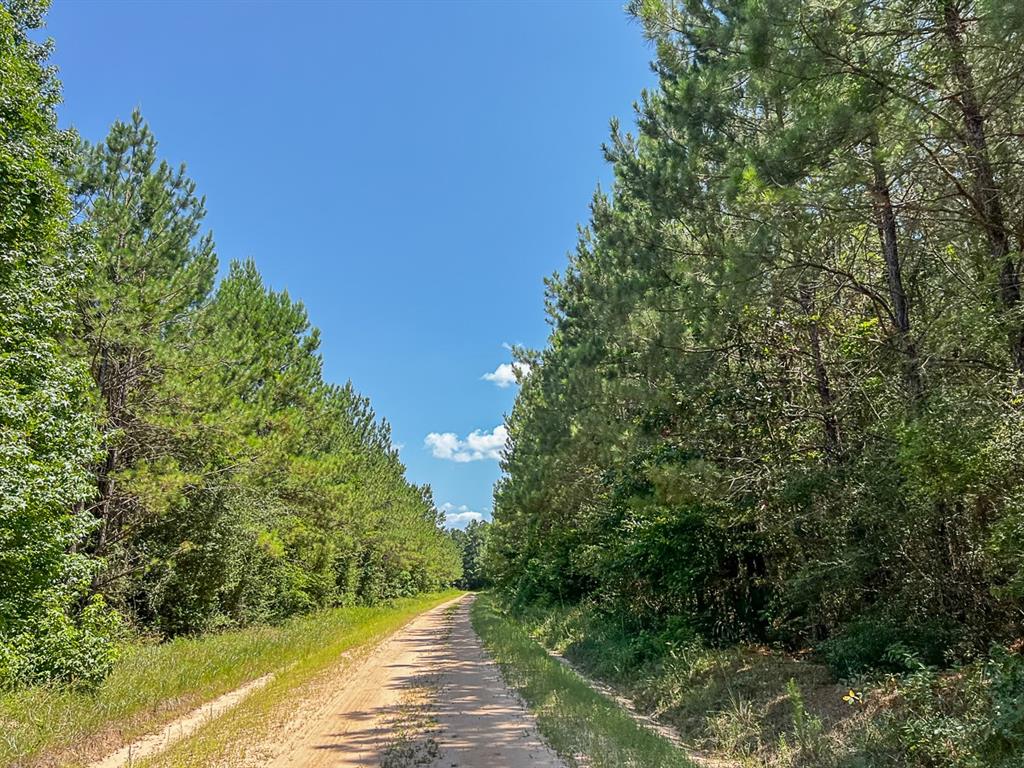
45;1;655;528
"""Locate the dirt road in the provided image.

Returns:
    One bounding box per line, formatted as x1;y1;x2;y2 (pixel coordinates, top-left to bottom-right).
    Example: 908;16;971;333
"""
260;595;563;768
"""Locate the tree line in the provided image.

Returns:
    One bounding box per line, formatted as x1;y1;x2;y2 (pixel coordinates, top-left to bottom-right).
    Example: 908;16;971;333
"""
1;1;460;687
489;0;1024;673
449;519;490;591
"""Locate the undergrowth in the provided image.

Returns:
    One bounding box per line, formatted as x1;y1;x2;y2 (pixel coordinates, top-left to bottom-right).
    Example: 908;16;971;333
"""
505;597;1024;767
470;594;693;768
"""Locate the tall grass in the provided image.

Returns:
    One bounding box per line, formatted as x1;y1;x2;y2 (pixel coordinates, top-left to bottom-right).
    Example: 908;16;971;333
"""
470;594;693;768
499;598;1024;768
0;591;460;768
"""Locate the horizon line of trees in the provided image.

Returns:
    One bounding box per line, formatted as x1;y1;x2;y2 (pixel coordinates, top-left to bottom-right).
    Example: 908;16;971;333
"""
489;0;1024;674
1;0;460;688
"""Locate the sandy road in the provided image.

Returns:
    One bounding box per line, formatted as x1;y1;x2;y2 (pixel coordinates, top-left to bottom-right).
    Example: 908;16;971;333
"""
262;595;563;768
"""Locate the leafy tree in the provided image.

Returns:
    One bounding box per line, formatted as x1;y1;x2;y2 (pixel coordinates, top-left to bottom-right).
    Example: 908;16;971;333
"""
74;216;459;633
450;519;491;590
66;112;460;636
491;0;1024;667
0;1;461;685
0;0;114;686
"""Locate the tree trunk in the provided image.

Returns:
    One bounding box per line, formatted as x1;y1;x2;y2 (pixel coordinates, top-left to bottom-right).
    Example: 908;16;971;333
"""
942;0;1024;373
797;282;841;456
91;342;127;558
868;149;924;401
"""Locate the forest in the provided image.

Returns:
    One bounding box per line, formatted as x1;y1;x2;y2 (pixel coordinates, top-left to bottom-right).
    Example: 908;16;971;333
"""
1;0;461;689
488;0;1024;763
7;0;1024;764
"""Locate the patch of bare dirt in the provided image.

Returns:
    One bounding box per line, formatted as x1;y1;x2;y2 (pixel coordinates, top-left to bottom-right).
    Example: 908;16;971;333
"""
253;595;563;768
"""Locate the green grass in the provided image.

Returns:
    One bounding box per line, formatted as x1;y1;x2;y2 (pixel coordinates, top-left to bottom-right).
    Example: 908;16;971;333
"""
470;593;694;768
144;592;463;767
0;591;461;768
516;598;842;760
498;598;1024;768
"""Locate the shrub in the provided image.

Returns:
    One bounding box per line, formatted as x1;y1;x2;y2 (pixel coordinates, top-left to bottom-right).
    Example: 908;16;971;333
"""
0;594;121;689
819;619;960;678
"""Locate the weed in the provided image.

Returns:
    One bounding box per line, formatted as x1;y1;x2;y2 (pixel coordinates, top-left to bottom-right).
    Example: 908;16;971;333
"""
0;591;460;768
470;594;693;768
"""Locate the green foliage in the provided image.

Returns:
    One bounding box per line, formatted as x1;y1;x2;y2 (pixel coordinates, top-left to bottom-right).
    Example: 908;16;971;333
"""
0;595;121;689
0;1;459;687
59;111;460;639
819;620;964;679
0;0;110;688
449;519;491;590
66;118;461;636
784;678;826;760
490;0;1024;692
854;653;1024;768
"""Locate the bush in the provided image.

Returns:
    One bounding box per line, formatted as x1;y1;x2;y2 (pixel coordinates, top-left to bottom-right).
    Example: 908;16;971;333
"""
848;649;1024;767
0;594;121;689
819;619;961;678
985;648;1024;758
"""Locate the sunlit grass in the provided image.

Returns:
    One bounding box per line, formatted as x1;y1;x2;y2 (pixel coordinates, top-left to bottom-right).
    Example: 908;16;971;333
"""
145;591;463;767
0;591;461;768
470;593;694;768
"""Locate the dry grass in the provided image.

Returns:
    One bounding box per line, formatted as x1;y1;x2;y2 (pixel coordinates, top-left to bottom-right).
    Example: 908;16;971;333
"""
0;591;461;768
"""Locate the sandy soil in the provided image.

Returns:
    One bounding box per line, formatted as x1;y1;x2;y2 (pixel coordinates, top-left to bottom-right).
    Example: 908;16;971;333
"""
88;596;565;768
262;595;563;768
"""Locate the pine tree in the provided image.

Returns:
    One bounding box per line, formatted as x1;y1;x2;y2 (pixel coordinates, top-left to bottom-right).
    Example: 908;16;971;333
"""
70;110;217;606
492;0;1024;659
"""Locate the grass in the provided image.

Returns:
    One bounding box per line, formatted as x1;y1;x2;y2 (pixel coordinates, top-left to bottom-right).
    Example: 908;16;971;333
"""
143;591;461;767
501;597;1024;768
511;598;857;766
517;599;847;764
0;590;461;768
470;593;694;768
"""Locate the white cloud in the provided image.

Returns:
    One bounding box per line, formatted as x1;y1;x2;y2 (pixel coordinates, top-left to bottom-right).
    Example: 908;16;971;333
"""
424;431;460;458
425;425;508;462
482;361;531;388
441;502;485;529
